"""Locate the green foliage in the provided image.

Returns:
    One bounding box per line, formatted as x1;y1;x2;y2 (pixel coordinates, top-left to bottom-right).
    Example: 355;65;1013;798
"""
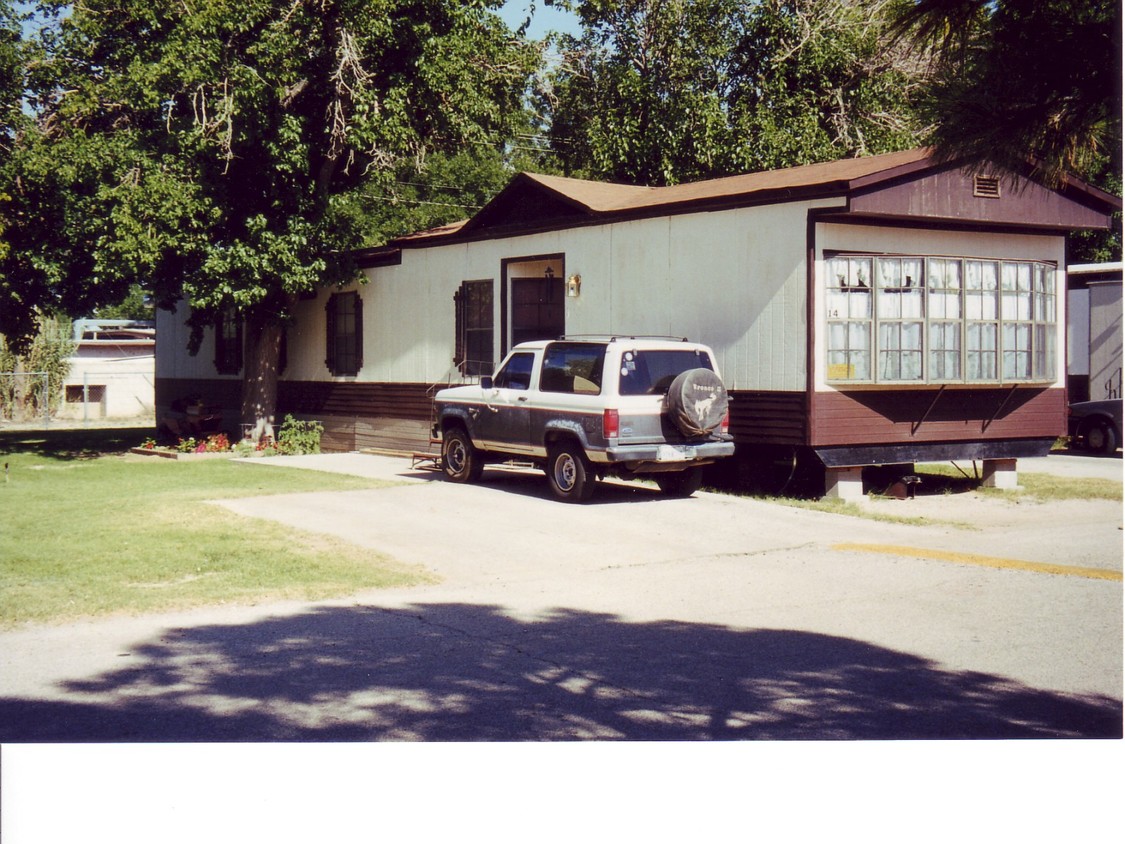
548;0;741;184
94;283;153;321
892;0;1121;259
896;0;1121;189
0;315;75;420
1;0;541;349
729;0;924;172
548;0;925;185
277;414;323;455
0;0;21;143
1;0;27;265
335;148;521;247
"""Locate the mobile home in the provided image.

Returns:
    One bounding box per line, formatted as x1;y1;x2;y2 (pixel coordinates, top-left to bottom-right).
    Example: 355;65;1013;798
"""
155;148;1120;497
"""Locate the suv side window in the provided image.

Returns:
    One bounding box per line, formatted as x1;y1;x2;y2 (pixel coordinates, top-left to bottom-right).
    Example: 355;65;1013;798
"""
540;343;606;394
493;352;535;390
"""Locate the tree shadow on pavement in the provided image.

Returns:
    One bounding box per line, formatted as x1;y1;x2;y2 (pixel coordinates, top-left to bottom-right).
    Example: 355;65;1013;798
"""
1;603;1119;741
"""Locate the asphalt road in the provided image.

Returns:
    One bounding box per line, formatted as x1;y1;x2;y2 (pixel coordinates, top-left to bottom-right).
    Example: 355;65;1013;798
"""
0;451;1120;742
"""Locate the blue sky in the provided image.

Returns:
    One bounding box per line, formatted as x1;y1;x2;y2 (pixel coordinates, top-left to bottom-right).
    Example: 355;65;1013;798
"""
499;1;580;39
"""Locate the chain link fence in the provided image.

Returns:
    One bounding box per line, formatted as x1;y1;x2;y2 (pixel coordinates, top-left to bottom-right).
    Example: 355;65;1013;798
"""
2;369;155;429
0;371;54;427
58;370;155;423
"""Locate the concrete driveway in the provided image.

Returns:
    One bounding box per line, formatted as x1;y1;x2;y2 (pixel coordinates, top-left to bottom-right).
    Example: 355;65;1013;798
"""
0;450;1119;742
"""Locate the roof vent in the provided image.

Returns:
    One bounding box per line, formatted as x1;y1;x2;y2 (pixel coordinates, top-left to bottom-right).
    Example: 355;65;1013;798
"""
973;175;1001;198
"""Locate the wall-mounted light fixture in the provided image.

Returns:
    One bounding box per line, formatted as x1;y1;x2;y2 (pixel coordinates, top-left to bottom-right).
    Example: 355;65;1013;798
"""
566;274;582;298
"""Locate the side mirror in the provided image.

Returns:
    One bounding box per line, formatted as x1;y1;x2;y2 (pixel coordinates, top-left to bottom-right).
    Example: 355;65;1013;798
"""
480;376;493;390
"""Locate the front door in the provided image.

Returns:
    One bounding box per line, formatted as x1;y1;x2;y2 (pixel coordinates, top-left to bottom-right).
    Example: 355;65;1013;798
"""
511;277;565;347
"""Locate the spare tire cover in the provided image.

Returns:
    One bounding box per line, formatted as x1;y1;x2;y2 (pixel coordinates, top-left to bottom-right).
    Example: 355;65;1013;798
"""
664;368;729;437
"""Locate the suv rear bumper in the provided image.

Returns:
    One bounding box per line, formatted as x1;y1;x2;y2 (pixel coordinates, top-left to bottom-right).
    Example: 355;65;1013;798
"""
599;440;735;465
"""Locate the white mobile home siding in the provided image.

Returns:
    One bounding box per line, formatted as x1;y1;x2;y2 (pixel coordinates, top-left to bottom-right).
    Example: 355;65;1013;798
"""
356;197;839;393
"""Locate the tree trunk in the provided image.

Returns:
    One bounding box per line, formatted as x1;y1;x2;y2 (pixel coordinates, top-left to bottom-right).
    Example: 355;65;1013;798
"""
241;313;284;444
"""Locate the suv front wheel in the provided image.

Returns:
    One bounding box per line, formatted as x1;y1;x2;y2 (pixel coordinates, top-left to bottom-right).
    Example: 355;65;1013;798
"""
547;443;596;502
442;427;483;483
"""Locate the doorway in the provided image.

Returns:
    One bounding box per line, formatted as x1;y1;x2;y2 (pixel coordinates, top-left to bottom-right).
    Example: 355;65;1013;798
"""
501;255;565;355
511;276;565;346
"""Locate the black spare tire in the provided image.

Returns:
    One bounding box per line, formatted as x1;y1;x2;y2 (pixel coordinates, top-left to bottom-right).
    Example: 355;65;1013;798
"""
664;368;728;437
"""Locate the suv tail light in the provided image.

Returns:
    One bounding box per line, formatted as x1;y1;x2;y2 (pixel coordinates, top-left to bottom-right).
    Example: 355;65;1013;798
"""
603;408;619;439
720;410;730;436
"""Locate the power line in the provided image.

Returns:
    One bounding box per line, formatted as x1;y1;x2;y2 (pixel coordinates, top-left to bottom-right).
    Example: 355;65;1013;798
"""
359;194;483;210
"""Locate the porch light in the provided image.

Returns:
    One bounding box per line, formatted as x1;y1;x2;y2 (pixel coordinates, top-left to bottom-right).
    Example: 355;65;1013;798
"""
566;274;582;298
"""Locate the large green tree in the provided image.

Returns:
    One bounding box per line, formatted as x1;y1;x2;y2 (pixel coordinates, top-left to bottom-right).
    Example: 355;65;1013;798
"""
893;0;1121;260
2;0;539;436
0;0;20;137
0;0;26;265
728;0;926;172
894;0;1121;188
546;0;925;185
547;0;744;184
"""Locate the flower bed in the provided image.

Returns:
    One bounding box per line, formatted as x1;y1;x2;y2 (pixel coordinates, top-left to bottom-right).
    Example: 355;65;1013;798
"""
132;418;323;460
129;447;232;460
131;432;234;459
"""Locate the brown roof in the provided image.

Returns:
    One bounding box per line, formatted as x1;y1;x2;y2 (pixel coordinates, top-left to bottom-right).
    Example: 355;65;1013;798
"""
382;147;1118;247
523;147;933;213
391;218;471;242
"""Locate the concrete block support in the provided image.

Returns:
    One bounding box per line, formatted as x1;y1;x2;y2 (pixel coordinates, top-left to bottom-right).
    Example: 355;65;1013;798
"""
982;458;1019;489
825;466;865;501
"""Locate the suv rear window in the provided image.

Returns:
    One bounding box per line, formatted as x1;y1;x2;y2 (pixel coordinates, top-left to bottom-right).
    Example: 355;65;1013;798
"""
618;349;715;395
540;343;606;394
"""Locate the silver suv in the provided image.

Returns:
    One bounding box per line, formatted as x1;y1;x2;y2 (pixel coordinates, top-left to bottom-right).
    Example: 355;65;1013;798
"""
433;336;735;501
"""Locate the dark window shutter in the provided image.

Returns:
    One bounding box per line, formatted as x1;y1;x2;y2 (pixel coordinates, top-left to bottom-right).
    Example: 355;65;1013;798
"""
454;284;466;372
353;294;363;373
325;295;337;373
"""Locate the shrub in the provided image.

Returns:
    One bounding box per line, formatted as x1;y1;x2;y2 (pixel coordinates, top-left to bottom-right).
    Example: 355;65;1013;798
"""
277;415;323;455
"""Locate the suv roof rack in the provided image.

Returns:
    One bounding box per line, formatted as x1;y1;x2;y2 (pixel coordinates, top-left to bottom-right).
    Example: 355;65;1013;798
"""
557;334;690;343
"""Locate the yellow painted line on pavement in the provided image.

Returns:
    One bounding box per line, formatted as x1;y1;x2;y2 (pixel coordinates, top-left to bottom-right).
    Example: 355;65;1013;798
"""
833;543;1122;582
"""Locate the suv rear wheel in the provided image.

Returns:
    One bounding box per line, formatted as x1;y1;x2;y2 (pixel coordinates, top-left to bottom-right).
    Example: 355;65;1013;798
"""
442;427;483;483
656;466;704;497
547;443;595;502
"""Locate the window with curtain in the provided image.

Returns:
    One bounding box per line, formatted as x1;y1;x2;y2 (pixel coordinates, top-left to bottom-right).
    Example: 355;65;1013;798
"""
826;254;1056;385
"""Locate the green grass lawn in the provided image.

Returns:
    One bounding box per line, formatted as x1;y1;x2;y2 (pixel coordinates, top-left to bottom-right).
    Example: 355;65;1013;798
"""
914;462;1123;502
0;427;432;629
732;460;1120;528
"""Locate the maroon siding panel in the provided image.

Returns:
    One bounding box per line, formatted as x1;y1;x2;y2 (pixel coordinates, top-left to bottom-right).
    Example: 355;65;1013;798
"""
729;391;806;446
278;380;435;420
157;377;439;453
850;167;1111;230
278;380;437;453
811;387;1066;447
